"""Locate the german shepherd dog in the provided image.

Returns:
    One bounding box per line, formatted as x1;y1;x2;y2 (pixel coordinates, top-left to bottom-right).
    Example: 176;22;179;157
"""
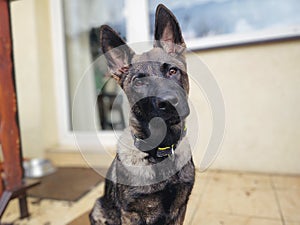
90;4;195;225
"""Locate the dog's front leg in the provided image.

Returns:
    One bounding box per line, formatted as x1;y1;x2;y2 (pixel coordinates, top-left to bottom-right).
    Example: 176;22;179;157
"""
90;161;121;225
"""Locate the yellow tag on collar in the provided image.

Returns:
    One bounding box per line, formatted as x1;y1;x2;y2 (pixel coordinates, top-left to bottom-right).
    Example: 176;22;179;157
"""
158;144;174;151
157;144;175;158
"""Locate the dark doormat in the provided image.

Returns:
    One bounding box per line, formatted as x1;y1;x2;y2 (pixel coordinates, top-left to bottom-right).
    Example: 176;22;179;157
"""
27;167;106;202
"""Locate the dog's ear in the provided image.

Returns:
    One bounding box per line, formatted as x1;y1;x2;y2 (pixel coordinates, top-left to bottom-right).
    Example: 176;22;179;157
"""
100;25;135;85
154;4;186;55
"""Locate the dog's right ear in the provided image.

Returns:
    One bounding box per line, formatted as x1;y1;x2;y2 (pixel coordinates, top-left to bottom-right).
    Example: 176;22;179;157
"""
100;25;135;85
154;4;186;55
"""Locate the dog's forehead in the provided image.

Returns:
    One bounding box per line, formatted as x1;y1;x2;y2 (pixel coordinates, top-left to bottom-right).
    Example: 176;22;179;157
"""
131;48;186;72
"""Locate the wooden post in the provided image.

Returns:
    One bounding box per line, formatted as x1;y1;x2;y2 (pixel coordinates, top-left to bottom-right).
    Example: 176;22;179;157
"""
0;0;23;191
0;163;3;197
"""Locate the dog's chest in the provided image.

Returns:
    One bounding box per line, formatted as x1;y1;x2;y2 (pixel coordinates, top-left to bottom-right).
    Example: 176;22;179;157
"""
119;182;188;208
116;161;195;224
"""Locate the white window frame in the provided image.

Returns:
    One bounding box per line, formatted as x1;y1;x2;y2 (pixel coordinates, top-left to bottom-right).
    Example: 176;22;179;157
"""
50;0;71;148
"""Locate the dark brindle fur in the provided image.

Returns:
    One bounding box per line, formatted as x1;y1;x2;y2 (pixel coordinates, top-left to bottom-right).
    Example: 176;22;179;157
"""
90;4;195;225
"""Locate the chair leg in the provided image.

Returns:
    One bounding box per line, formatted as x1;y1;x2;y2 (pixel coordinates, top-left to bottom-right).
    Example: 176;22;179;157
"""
0;191;29;220
18;194;29;219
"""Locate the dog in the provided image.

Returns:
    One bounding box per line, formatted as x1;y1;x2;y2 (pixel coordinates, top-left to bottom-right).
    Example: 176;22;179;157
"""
90;4;195;225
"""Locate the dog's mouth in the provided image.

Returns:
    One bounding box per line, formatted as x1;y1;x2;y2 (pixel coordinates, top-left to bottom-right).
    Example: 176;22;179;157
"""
162;103;190;125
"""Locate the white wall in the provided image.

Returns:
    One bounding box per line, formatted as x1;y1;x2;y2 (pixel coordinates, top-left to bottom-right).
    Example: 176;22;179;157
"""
196;40;300;174
11;0;58;158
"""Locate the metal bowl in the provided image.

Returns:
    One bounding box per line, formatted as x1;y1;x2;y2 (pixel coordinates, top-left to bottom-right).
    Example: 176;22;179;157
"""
23;158;56;178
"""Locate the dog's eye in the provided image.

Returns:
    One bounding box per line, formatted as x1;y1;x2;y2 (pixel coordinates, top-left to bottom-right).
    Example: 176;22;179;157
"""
168;67;178;76
133;78;144;87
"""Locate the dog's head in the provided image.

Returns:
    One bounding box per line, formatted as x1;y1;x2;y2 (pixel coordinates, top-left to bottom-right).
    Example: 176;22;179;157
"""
100;4;190;153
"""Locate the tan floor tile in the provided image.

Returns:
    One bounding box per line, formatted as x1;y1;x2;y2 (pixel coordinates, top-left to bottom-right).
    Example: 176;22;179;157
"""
184;171;212;225
271;175;300;190
286;223;300;225
199;184;281;219
210;170;272;189
191;211;282;225
276;189;300;222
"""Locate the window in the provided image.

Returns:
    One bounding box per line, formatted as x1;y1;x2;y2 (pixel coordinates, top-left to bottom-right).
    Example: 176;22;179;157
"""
62;0;128;133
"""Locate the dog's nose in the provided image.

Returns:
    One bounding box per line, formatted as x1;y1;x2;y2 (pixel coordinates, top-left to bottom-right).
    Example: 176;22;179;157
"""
157;95;178;110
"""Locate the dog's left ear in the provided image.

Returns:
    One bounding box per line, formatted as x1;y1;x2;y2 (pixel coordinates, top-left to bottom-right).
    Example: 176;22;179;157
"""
154;4;186;55
100;25;135;85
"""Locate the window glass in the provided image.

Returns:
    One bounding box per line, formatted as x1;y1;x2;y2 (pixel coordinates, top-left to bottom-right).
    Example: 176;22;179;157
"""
62;0;126;131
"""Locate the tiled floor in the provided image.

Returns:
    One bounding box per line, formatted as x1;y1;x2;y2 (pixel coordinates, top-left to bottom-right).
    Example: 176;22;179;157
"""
2;170;300;225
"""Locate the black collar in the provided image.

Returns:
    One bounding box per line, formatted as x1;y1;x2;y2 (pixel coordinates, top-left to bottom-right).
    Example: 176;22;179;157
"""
132;126;187;159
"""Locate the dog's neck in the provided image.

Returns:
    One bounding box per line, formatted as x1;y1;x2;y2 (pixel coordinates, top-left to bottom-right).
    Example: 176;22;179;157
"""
130;116;187;160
